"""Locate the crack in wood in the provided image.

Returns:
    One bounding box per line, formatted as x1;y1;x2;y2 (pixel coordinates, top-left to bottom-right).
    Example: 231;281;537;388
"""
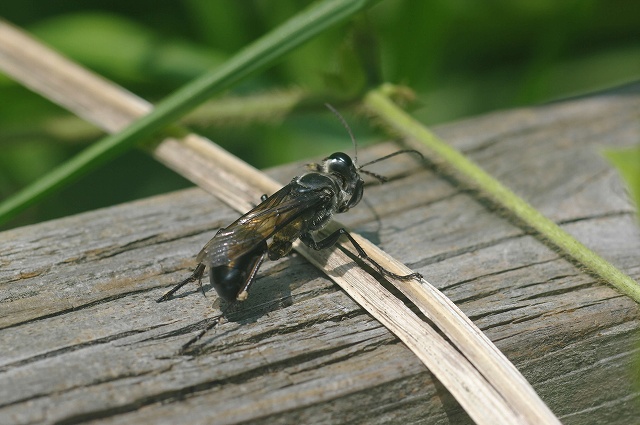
0;325;166;373
0;287;158;331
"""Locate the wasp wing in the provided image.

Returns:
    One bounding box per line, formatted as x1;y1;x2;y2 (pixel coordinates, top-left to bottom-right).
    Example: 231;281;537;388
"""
197;183;332;267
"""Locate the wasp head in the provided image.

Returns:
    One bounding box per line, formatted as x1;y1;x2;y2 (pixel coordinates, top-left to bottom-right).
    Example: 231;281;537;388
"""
324;152;364;212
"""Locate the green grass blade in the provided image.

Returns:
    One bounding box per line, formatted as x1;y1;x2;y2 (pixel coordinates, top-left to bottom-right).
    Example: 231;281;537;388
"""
364;84;640;303
0;0;379;226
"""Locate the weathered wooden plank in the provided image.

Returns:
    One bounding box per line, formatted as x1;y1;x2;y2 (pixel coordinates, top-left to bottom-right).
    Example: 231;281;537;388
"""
1;85;639;424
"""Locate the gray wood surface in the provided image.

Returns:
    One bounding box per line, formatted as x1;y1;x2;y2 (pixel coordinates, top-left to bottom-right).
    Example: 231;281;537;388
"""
2;85;639;425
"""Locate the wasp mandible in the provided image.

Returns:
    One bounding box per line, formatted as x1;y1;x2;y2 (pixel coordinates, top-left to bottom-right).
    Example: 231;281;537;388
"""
157;112;423;304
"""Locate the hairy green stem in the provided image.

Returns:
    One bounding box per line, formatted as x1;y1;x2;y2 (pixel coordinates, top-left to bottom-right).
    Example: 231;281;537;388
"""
364;83;640;303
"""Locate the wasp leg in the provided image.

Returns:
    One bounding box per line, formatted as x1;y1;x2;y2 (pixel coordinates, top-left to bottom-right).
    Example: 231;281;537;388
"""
235;251;267;301
300;230;422;281
157;263;206;302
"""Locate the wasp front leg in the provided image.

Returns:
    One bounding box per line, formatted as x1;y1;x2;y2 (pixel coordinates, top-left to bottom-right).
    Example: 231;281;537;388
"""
300;229;422;281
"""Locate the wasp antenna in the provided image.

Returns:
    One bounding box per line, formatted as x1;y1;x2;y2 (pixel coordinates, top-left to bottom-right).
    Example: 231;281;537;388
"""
359;168;388;183
358;149;423;169
325;103;358;164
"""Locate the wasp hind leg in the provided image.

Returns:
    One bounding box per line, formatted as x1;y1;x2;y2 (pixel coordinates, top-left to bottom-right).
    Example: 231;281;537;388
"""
156;263;207;302
300;229;422;281
234;251;267;301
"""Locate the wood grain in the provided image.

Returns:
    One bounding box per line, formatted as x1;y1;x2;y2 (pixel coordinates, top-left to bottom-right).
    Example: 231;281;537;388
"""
2;84;639;424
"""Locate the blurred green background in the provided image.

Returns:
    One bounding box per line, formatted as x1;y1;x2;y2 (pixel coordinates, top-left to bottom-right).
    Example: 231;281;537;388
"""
1;0;639;230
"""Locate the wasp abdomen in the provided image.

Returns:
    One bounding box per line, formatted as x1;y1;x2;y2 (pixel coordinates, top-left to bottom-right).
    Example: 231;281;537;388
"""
210;265;248;302
210;244;267;302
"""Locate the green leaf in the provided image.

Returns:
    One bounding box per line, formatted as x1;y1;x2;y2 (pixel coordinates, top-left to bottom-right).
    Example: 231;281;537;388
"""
604;145;640;218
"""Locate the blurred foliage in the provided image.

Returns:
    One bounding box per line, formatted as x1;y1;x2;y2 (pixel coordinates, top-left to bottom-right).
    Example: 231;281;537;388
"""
1;0;639;229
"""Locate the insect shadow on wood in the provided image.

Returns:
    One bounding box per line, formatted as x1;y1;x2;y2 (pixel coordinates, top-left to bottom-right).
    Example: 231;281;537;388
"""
157;105;424;321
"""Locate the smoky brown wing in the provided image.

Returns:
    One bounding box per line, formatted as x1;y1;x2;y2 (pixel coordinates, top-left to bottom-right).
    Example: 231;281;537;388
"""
197;184;331;267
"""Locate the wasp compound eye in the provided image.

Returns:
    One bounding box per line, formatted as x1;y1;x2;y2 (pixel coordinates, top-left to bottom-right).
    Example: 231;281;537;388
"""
326;152;354;176
328;152;352;165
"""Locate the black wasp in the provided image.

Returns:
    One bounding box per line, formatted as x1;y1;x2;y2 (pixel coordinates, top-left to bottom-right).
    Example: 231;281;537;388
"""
157;113;423;304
